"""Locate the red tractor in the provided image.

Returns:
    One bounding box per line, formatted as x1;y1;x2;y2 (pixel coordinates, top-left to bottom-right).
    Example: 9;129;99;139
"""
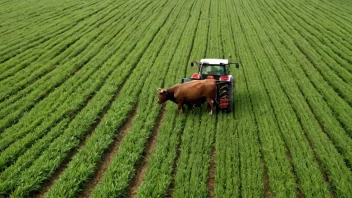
181;58;239;113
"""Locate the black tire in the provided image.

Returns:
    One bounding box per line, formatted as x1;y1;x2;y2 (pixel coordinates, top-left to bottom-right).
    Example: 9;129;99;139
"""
219;83;231;113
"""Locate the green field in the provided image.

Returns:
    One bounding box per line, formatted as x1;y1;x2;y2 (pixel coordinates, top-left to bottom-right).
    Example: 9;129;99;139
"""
0;0;351;197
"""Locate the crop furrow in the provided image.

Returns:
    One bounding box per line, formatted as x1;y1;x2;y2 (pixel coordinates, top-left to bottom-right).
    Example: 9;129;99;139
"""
275;0;352;77
0;0;136;118
126;105;165;198
0;2;116;98
136;1;204;196
213;0;264;197
90;1;198;197
258;0;352;137
0;1;86;36
267;1;352;103
0;0;147;134
41;0;191;197
1;5;164;192
0;0;94;35
254;0;352;196
305;0;352;28
0;0;119;81
292;0;352;51
0;19;125;140
1;1;351;197
0;0;103;48
77;108;138;198
0;0;156;164
230;1;299;197
285;0;352;65
207;147;216;198
0;0;109;64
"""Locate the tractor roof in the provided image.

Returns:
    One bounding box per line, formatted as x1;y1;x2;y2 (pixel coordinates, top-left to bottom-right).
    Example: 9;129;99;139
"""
200;59;228;65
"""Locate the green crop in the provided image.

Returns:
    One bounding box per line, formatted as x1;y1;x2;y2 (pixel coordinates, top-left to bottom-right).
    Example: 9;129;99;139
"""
0;0;351;197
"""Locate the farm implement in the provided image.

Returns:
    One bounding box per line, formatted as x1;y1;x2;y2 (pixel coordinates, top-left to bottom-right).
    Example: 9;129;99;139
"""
182;58;239;113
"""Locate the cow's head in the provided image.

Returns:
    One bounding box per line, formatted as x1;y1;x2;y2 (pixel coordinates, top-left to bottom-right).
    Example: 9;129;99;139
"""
157;88;167;104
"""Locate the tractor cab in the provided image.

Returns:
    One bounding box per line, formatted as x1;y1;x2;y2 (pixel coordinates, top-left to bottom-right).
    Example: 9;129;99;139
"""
197;59;230;80
182;58;240;112
187;59;238;81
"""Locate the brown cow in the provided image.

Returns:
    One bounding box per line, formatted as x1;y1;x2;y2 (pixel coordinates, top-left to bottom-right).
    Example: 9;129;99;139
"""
157;79;216;115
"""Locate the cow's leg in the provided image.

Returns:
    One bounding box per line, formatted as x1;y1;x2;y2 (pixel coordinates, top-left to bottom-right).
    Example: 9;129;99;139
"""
177;103;181;115
206;98;214;115
177;102;185;115
181;103;185;113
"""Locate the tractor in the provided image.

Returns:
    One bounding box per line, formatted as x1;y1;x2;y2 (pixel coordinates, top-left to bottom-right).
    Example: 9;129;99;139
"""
181;58;239;113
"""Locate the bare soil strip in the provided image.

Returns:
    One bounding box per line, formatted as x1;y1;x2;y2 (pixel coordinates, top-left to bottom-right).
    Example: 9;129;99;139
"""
304;98;333;142
127;105;166;198
77;108;138;198
167;121;184;198
262;158;271;198
34;109;107;198
207;147;216;198
35;148;76;198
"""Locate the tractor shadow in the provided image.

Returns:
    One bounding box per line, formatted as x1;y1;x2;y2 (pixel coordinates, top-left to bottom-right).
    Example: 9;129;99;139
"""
232;88;261;119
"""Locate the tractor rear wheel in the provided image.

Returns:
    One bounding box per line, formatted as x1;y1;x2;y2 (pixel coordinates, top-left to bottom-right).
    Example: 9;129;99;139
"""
219;84;231;113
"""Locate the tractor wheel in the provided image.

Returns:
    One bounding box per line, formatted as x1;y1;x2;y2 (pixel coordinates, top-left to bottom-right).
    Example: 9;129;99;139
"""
219;84;229;93
219;84;231;113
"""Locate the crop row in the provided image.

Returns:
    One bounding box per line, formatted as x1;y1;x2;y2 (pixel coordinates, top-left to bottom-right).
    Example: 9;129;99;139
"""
290;1;352;63
0;0;168;196
170;0;214;197
237;0;333;196
0;0;104;64
0;0;85;38
304;0;352;33
0;0;119;102
0;0;113;82
230;0;303;197
260;0;352;152
0;0;153;172
249;0;352;196
89;1;203;197
1;0;351;197
282;2;352;72
0;0;105;56
0;0;146;151
270;0;352;100
0;1;136;135
25;0;194;196
291;0;352;47
2;0;135;173
215;0;264;197
136;0;210;197
44;0;185;196
173;0;225;197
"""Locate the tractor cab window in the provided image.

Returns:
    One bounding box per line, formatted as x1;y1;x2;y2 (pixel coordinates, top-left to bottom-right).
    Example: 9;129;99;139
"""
201;65;225;76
